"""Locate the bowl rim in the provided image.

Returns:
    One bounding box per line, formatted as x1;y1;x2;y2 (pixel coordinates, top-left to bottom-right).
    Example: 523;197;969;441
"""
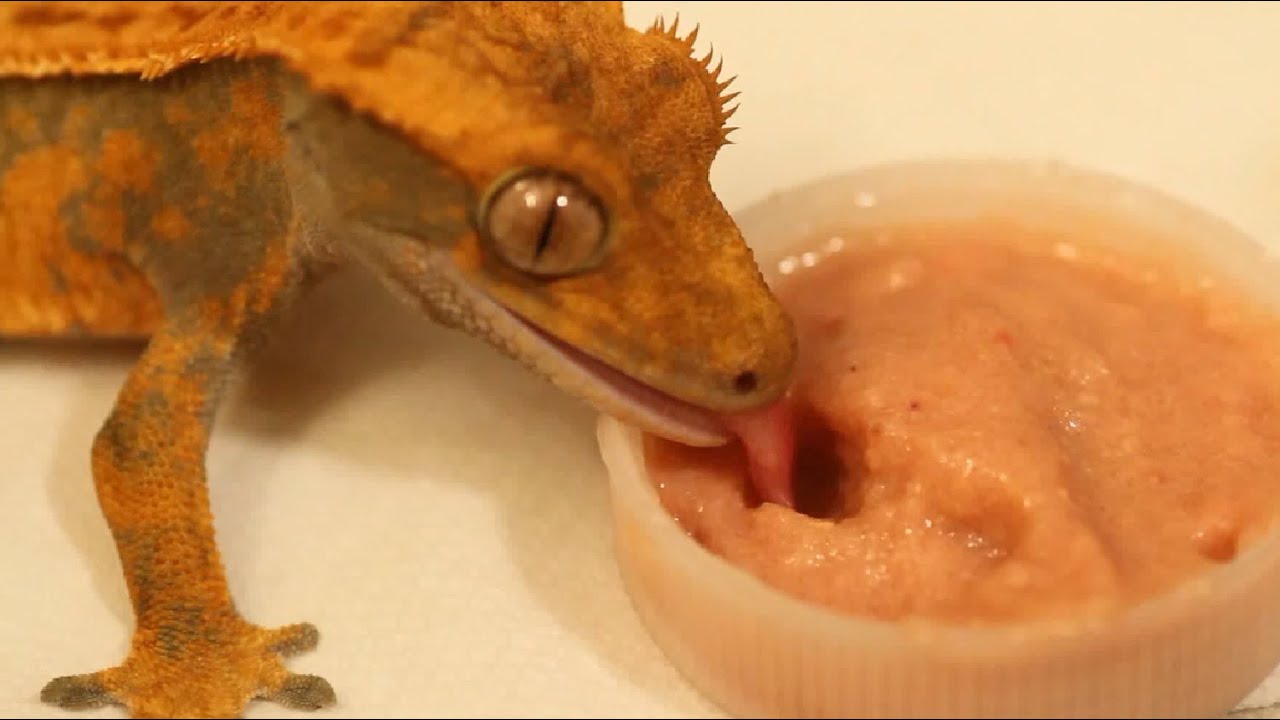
599;156;1280;657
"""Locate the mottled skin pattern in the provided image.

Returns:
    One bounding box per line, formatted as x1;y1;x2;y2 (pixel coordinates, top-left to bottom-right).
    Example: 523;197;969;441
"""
0;2;798;718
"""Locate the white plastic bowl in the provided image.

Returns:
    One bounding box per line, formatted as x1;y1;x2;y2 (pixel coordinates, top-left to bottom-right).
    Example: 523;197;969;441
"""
596;159;1280;718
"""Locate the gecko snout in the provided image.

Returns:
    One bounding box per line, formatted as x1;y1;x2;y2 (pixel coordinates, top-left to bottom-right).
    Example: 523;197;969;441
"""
714;319;797;409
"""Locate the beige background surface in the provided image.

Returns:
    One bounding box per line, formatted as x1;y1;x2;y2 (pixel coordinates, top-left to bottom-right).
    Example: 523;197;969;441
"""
3;2;1280;718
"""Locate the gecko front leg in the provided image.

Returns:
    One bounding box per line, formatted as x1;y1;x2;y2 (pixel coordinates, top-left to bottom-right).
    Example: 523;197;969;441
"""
39;293;333;718
4;58;340;718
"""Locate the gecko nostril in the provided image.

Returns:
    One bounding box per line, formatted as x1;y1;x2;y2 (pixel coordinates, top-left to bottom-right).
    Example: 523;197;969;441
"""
733;371;759;394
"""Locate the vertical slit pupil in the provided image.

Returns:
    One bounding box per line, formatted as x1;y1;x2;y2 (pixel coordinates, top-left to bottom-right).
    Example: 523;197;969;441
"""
533;188;559;261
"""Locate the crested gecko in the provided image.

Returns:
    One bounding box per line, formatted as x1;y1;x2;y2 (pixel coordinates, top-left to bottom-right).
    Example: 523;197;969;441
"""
0;1;798;717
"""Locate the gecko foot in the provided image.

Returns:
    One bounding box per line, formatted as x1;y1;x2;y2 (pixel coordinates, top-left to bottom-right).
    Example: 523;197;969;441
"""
40;619;334;718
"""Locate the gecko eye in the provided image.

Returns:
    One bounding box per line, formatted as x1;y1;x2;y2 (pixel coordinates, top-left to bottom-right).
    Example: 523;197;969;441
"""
480;169;610;277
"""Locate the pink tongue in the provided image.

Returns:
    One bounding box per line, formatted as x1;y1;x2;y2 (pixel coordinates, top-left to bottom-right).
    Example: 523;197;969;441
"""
722;397;797;508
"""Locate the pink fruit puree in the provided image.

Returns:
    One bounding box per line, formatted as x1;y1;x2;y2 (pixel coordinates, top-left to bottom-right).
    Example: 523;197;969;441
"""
645;216;1280;624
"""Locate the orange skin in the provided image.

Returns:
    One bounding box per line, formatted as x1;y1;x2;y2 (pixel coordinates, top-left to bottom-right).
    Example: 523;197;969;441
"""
0;2;797;718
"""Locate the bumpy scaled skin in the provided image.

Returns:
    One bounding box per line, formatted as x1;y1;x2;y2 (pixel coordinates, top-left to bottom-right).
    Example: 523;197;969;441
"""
0;2;798;718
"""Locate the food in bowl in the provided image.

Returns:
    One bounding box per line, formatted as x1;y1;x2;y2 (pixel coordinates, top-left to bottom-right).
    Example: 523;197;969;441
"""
646;213;1280;625
596;159;1280;717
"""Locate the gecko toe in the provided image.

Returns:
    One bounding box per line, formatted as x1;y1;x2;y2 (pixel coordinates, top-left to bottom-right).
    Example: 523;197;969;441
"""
40;672;118;710
267;621;320;656
261;673;336;711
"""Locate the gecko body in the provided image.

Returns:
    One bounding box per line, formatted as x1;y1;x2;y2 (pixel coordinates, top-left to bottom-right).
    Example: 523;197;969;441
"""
0;2;797;717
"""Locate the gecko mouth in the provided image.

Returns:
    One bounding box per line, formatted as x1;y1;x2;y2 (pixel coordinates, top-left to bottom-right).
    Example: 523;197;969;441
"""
376;244;734;447
442;270;730;446
505;310;733;447
436;264;796;507
498;306;798;508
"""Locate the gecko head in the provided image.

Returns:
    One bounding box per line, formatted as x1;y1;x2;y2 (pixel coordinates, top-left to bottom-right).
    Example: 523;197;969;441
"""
443;151;796;448
295;1;796;447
